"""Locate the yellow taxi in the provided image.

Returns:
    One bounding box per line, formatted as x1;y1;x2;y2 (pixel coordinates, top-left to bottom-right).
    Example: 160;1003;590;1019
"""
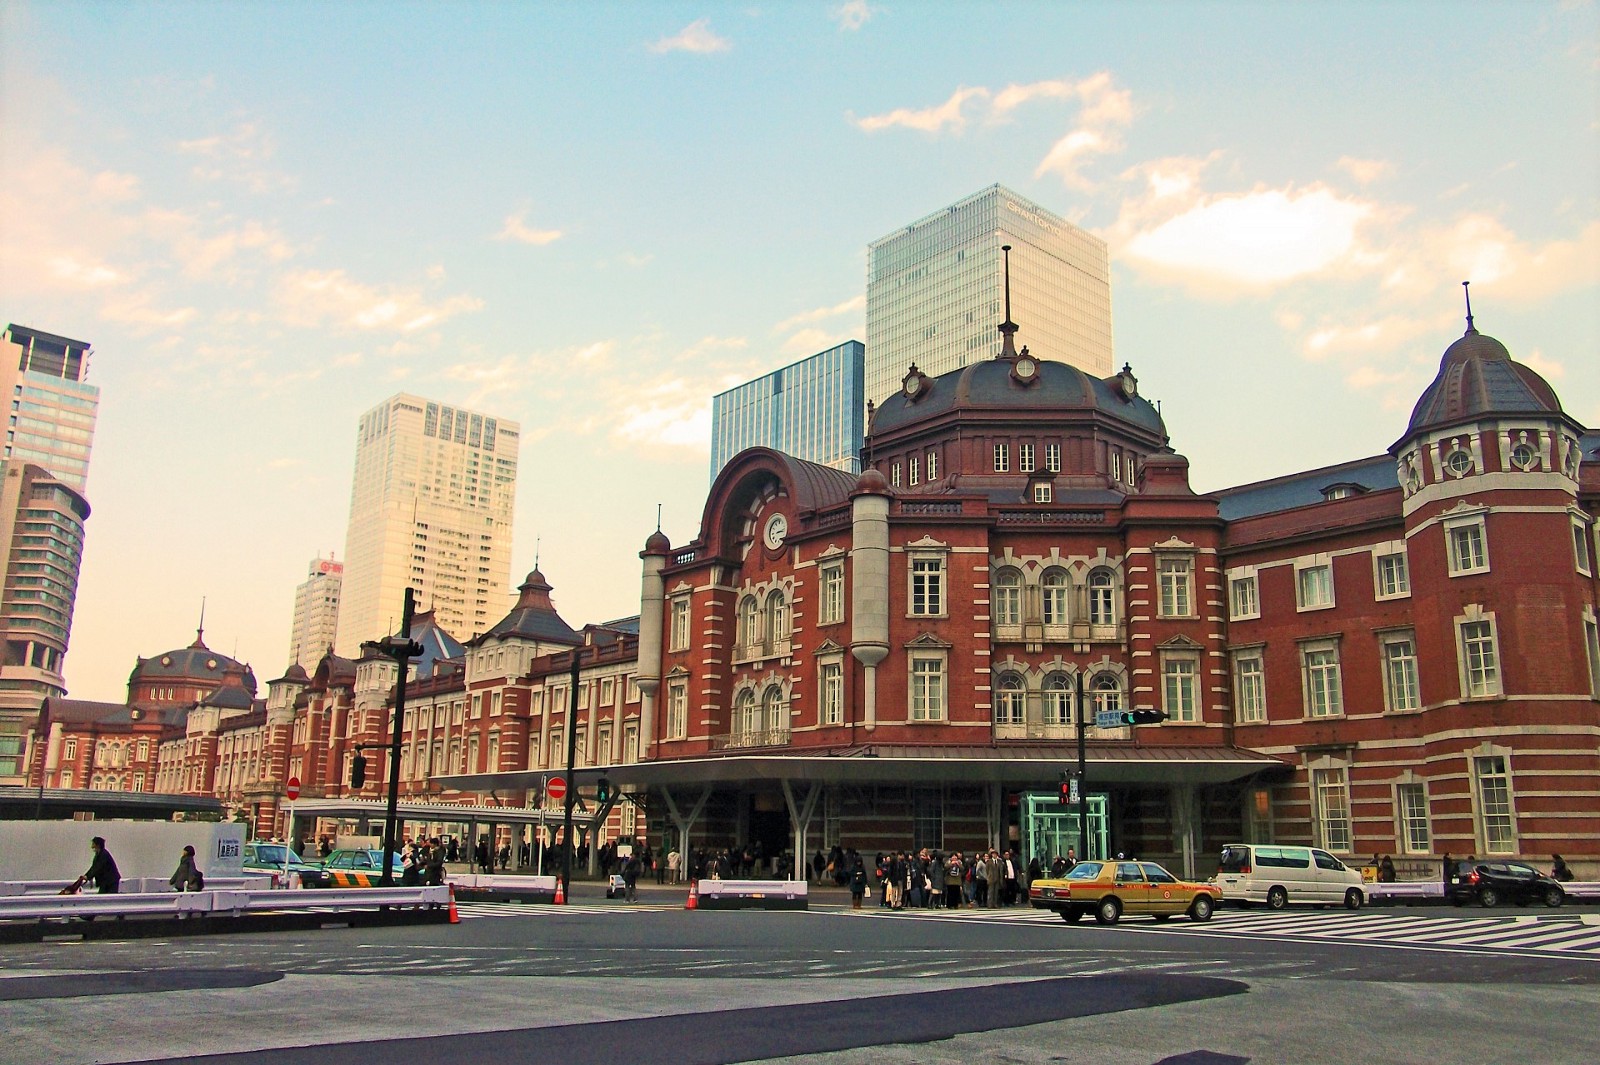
1028;859;1221;925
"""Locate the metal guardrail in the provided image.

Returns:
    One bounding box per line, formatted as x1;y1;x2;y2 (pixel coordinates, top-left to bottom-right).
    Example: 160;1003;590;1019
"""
1365;880;1600;902
0;876;275;897
0;884;449;922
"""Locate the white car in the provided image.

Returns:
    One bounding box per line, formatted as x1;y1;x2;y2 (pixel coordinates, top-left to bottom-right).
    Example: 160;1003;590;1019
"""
1214;844;1365;910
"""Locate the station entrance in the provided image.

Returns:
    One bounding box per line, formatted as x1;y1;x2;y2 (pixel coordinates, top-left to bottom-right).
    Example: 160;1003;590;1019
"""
1020;792;1109;864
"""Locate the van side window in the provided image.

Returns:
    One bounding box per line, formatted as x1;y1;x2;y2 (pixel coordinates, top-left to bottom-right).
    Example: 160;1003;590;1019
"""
1219;846;1250;873
1313;850;1342;871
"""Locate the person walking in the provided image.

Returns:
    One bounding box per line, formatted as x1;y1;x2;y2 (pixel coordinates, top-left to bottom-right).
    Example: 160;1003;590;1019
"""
169;845;202;892
849;860;868;909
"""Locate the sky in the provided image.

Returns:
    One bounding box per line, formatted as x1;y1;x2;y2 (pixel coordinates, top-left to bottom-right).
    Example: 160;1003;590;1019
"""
2;1;1596;705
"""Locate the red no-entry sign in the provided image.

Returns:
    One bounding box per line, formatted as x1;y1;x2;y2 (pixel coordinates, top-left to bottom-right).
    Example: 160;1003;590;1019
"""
285;776;301;801
545;776;567;802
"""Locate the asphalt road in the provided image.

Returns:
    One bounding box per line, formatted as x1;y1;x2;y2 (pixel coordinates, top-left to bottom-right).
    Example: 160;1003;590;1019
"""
2;890;1597;1065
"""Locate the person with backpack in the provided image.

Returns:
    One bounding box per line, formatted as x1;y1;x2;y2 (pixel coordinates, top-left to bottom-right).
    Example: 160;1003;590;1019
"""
169;845;204;892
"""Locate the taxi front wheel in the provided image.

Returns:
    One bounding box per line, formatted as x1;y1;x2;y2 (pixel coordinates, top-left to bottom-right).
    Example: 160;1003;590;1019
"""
1189;895;1214;922
1095;897;1122;925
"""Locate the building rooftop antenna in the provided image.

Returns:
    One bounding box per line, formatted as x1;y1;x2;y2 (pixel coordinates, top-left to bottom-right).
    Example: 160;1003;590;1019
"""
998;244;1020;359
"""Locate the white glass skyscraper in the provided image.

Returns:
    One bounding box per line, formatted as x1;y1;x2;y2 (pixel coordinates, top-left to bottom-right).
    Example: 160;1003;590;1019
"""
287;556;342;669
2;325;99;492
709;340;864;480
334;394;519;656
865;184;1113;406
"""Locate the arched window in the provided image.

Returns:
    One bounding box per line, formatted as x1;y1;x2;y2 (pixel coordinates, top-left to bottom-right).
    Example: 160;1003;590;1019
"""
1091;672;1123;719
736;689;759;737
1043;673;1073;725
737;595;760;650
1089;569;1117;627
1042;569;1070;626
994;569;1023;627
765;589;789;645
996;672;1026;726
762;687;786;741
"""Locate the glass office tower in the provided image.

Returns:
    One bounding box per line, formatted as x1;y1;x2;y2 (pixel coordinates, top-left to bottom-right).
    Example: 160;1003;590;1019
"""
865;184;1113;406
709;340;865;481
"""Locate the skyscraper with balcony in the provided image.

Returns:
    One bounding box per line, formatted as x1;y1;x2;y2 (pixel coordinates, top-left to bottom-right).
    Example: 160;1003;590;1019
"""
287;555;343;669
334;394;520;657
0;325;99;784
709;340;865;480
864;184;1113;406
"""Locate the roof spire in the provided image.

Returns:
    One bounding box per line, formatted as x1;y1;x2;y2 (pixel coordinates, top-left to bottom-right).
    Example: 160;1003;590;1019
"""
997;243;1019;358
656;503;663;533
192;597;207;649
1462;280;1476;335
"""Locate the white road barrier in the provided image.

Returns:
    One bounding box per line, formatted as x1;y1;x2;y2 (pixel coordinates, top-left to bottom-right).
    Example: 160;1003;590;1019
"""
0;884;448;922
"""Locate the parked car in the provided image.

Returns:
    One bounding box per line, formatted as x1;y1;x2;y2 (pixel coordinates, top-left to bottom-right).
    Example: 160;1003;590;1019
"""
317;848;407;888
243;841;322;887
1213;843;1366;910
1028;860;1220;925
1448;859;1565;908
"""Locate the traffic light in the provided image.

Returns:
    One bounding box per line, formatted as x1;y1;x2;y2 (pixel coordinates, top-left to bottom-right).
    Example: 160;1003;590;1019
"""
1118;709;1168;725
1058;773;1073;805
596;777;611;804
349;753;367;789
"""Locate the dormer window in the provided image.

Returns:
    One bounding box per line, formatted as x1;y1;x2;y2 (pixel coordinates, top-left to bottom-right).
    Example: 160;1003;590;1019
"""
1320;482;1368;501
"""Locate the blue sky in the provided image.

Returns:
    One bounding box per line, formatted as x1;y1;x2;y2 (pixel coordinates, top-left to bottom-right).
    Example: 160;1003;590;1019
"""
2;1;1596;703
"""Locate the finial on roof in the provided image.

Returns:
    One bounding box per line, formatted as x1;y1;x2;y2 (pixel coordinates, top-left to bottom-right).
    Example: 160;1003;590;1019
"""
997;244;1019;358
534;535;540;571
192;597;207;649
656;504;662;533
1462;280;1476;335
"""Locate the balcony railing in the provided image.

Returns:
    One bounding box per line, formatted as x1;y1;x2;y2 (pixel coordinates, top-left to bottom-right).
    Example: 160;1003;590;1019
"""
712;726;792;751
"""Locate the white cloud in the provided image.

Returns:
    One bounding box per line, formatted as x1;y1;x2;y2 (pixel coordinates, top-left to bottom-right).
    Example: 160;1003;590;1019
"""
1381;216;1600;303
648;18;731;54
176;121;295;193
832;1;874;31
773;294;864;333
276;270;484;332
1035;129;1117;191
1119;185;1375;290
1521;348;1565;379
782;327;834;354
1300;311;1456;362
496;210;564;246
1336;156;1393;185
854;86;989;133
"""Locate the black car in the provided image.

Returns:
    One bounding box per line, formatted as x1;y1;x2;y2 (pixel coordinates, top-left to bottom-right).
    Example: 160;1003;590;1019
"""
1448;859;1564;908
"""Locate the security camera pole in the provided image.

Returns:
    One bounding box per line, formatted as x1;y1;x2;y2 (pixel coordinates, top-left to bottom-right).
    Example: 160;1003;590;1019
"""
361;587;423;887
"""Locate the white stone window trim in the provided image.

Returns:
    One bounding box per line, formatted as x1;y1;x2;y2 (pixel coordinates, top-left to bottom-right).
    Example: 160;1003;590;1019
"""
1297;635;1345;719
1032;482;1052;503
1469;743;1518;856
1227;565;1260;621
664;671;690;740
993;443;1010;473
669;594;692;651
1293;554;1336;612
1155;552;1196;619
1159;643;1202;723
926;449;939;481
1306;753;1354;854
906;547;949;619
1370;541;1411;601
1584;607;1600;701
907;647;949;722
1571;512;1593;577
1454;605;1503;700
1375;627;1422;714
1443;508;1491;577
1394;775;1432;856
1045;443;1061;473
817;559;846;626
1231;646;1267;724
817;651;846;727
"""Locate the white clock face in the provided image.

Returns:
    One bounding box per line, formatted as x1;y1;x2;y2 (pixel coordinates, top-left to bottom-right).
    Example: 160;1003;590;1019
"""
904;375;921;396
1017;357;1037;378
763;513;788;550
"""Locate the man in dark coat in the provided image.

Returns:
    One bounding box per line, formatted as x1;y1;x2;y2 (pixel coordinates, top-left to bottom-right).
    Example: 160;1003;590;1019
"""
74;836;121;894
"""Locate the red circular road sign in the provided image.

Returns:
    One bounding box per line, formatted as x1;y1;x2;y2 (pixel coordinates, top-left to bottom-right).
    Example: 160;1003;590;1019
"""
285;776;301;801
545;776;567;801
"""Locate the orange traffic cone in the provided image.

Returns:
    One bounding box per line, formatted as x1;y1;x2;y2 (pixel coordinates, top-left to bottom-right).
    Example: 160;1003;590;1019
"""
448;884;460;924
554;877;566;905
686;879;698;910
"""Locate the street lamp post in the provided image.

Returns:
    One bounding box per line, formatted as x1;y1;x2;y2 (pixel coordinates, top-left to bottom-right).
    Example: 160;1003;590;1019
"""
1076;669;1089;861
559;649;581;899
361;587;423;888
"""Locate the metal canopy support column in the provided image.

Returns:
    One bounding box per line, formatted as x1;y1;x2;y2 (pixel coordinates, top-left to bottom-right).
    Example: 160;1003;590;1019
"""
1172;784;1197;880
985;781;1003;852
659;785;713;865
780;779;823;877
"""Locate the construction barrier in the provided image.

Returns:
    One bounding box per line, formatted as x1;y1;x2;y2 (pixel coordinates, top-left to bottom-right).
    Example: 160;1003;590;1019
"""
692;879;807;911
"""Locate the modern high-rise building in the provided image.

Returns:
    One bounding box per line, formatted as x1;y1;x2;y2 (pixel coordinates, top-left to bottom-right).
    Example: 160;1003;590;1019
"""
333;394;520;657
864;184;1113;406
2;325;100;492
0;324;99;784
287;555;342;670
0;462;89;783
709;340;865;480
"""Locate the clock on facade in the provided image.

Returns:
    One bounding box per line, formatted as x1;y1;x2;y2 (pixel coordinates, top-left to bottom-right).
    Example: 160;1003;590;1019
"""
763;512;788;550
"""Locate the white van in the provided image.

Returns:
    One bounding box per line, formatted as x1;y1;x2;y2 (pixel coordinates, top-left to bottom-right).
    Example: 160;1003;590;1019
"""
1214;844;1365;910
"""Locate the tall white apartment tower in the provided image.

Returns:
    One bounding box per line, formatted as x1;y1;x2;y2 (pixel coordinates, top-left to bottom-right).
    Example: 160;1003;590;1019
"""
864;184;1113;406
287;556;342;669
333;394;520;657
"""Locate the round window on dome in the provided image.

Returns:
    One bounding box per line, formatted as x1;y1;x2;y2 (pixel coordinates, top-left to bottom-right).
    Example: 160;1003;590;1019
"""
1445;450;1473;477
1510;443;1536;470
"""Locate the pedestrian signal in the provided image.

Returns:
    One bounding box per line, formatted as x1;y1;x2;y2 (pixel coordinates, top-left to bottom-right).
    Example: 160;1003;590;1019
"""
597;777;612;804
